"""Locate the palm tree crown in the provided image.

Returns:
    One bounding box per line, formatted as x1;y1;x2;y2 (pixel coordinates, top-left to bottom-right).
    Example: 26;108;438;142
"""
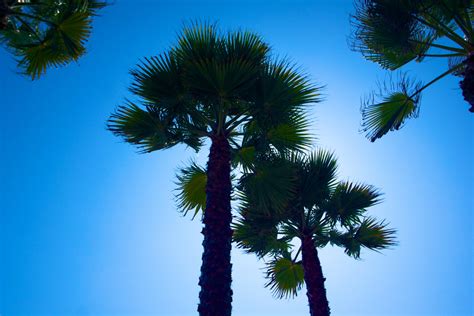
0;0;107;79
351;0;473;141
109;25;317;154
108;23;320;316
233;150;396;315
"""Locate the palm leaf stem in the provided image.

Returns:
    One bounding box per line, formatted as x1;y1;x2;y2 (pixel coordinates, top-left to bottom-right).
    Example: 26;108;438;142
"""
408;39;465;53
292;246;302;263
228;132;245;137
14;15;42;41
438;2;473;41
224;109;249;128
228;137;241;149
414;14;471;51
453;15;472;41
421;53;465;57
409;63;463;98
226;115;251;131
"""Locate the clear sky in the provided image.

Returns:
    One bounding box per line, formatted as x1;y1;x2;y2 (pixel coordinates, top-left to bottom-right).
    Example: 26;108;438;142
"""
1;1;473;316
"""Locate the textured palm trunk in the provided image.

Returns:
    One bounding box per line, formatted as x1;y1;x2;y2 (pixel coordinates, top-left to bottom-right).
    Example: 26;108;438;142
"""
197;133;233;316
301;236;330;316
460;52;474;112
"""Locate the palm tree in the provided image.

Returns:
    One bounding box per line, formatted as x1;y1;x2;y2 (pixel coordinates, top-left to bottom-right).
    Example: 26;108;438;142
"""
351;0;473;142
233;150;397;316
0;0;107;79
108;23;320;316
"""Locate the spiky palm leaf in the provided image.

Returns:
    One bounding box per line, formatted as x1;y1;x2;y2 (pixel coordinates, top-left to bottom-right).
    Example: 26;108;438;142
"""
297;149;338;209
341;217;397;259
361;74;422;142
238;156;297;214
351;0;434;70
233;213;290;259
176;162;207;219
326;182;382;227
1;0;107;79
265;255;305;299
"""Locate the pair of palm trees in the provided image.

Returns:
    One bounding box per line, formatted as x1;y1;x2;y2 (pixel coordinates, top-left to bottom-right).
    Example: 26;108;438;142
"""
107;24;319;315
107;24;396;316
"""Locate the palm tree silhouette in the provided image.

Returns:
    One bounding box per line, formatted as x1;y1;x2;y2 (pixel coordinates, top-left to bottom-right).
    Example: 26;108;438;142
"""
0;0;107;79
234;150;397;316
351;0;473;141
108;23;320;316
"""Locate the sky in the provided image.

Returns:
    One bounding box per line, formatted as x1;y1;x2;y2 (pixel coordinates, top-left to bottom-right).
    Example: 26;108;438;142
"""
0;1;473;316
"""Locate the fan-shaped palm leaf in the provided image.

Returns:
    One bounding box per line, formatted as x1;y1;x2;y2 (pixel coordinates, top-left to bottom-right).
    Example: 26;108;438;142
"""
233;213;290;258
326;182;382;227
176;162;207;219
1;0;106;79
342;217;397;259
351;0;434;70
361;74;422;142
298;149;338;209
239;157;296;213
265;255;305;299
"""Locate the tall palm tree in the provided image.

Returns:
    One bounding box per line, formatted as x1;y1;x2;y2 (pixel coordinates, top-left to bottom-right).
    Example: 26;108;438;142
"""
0;0;107;79
108;23;319;316
233;150;397;316
351;0;473;141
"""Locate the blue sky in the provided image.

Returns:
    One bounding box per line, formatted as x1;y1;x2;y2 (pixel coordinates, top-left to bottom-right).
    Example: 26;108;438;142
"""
1;1;473;315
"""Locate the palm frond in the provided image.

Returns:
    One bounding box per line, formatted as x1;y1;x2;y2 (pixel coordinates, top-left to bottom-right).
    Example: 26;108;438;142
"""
175;22;269;105
254;59;320;124
265;111;313;152
265;255;305;299
231;145;256;171
175;162;207;219
107;101;203;153
239;157;296;213
326;182;382;227
361;73;422;142
351;0;434;70
233;213;289;258
298;149;338;209
342;217;397;259
1;0;107;79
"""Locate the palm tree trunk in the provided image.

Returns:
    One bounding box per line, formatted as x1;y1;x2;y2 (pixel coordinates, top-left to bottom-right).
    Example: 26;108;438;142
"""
198;133;233;316
460;52;474;112
301;236;330;316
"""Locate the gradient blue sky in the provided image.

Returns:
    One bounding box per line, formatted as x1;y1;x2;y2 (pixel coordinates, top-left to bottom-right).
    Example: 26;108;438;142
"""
1;1;473;315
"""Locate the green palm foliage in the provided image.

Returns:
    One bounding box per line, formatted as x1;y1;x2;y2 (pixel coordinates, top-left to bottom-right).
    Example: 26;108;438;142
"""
233;150;396;314
0;0;107;79
109;23;320;316
351;0;473;141
176;162;207;219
